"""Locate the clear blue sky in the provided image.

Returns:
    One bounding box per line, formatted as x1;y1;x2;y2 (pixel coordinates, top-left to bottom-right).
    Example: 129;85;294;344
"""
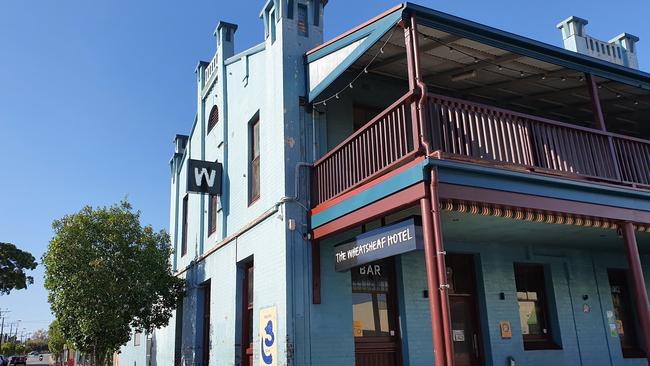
1;0;647;337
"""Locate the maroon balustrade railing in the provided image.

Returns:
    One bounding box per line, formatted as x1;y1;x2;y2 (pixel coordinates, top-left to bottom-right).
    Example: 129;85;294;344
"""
312;91;418;206
311;91;650;208
427;92;650;187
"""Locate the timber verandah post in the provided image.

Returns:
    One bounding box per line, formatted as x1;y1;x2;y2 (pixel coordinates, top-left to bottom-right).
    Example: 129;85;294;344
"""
586;73;622;181
621;222;650;365
406;12;454;365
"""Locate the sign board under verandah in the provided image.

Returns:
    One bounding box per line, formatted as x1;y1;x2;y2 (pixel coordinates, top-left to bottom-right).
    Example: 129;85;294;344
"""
334;218;423;272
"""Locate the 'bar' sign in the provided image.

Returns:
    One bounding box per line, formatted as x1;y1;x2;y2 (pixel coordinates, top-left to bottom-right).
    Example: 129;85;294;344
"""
187;159;223;195
334;218;423;272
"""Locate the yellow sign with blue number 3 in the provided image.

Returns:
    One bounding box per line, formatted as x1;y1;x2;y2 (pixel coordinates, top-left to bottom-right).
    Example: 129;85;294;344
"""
260;306;278;366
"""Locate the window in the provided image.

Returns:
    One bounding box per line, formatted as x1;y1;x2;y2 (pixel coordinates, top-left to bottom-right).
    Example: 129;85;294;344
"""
134;331;141;346
351;260;397;338
514;263;558;350
207;106;218;134
608;269;644;358
242;262;254;366
297;4;308;37
249;115;260;204
269;9;276;43
181;195;188;256
208;195;218;236
287;0;294;19
313;1;320;26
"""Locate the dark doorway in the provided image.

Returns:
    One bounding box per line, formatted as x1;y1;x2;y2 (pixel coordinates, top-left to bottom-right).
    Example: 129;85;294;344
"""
242;262;254;366
201;281;211;366
447;253;484;366
352;258;402;366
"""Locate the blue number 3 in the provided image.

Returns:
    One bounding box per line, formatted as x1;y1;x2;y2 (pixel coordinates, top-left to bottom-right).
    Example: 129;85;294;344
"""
261;320;275;364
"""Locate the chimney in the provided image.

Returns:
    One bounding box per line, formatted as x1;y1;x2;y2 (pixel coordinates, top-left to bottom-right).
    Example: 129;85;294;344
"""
215;21;238;60
609;33;640;69
174;134;189;155
557;16;640;69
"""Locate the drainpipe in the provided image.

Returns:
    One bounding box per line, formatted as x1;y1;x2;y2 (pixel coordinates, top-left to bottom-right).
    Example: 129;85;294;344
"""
409;13;453;366
419;194;447;366
621;222;650;365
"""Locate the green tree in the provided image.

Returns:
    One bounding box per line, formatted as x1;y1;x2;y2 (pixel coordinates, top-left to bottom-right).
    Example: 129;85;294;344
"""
0;242;37;295
26;328;48;352
43;201;184;366
48;320;65;361
1;342;16;355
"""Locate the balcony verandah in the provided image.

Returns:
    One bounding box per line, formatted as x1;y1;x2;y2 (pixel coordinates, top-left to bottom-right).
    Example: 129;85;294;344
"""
306;4;650;365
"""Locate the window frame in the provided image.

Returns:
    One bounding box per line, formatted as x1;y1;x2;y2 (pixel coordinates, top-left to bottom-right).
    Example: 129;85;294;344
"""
248;114;261;205
134;331;141;346
181;194;189;256
208;195;218;237
514;263;560;350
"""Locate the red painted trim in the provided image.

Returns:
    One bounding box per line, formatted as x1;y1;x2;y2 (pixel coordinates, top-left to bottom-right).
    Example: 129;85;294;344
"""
438;183;650;223
621;222;650;359
312;183;426;239
305;4;404;57
311;156;425;215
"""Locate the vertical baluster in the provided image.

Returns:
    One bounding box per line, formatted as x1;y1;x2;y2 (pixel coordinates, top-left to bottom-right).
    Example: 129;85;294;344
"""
387;113;393;163
480;110;491;160
467;107;478;158
621;140;638;183
487;112;497;161
352;138;357;186
542;125;557;171
396;106;403;157
440;103;448;153
496;112;507;163
631;141;647;184
566;130;581;174
579;131;592;175
534;122;549;169
460;104;470;157
639;144;650;184
598;134;613;178
587;134;603;177
449;103;462;155
635;142;650;185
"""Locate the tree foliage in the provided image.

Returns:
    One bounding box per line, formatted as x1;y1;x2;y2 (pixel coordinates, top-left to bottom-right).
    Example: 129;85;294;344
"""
0;242;37;295
48;319;65;360
26;328;49;352
43;201;184;365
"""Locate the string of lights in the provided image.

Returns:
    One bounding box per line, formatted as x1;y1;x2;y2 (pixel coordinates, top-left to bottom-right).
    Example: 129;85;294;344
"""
313;27;398;108
312;27;644;109
417;31;643;107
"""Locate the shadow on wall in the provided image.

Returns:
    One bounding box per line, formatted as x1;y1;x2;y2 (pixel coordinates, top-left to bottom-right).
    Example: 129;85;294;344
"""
181;260;208;365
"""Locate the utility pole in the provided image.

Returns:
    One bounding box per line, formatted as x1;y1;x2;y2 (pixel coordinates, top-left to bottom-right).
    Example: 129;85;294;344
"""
0;309;10;350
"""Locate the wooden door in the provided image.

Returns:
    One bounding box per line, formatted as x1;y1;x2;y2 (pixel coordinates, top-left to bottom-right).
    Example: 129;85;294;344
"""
352;259;402;366
447;254;483;366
